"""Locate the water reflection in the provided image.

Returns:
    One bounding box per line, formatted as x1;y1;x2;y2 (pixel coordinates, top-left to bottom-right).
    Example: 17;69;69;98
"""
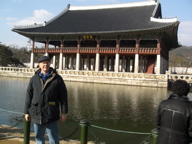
66;82;168;131
0;77;29;113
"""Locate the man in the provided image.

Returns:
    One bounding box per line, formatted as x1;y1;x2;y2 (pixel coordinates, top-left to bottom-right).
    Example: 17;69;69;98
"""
24;55;68;144
156;80;192;144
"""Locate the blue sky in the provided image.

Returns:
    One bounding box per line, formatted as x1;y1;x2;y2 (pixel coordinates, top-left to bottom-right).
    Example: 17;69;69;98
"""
0;0;192;48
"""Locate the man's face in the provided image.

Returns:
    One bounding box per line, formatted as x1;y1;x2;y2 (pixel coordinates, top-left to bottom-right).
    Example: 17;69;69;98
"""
38;61;50;74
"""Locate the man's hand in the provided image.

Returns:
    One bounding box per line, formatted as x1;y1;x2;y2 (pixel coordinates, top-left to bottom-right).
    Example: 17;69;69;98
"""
25;114;30;121
60;114;67;123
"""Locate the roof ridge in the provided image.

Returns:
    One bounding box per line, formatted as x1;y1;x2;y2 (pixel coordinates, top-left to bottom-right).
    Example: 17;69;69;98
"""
151;0;159;17
13;23;45;29
151;17;178;23
46;4;70;25
69;0;157;11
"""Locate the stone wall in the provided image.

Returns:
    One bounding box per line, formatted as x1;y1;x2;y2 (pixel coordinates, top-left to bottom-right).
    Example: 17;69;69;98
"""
58;70;168;87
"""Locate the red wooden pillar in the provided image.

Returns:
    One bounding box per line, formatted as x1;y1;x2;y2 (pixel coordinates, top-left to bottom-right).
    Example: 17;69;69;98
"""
60;37;64;53
135;39;140;53
45;37;49;55
96;38;100;53
116;38;120;53
32;38;35;53
77;38;81;53
157;39;161;54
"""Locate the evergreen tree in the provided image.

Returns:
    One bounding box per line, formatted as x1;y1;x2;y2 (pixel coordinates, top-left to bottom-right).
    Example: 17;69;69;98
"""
0;44;25;67
0;44;13;66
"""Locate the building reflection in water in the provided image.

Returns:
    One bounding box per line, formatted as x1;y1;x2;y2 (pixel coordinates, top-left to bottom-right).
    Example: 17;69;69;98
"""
66;81;168;128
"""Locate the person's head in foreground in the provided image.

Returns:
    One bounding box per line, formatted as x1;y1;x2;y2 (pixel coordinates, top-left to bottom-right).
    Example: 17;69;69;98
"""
171;79;190;97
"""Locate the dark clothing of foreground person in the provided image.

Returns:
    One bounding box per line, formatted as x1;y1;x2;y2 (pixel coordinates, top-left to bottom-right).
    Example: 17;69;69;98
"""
156;80;192;144
24;56;68;144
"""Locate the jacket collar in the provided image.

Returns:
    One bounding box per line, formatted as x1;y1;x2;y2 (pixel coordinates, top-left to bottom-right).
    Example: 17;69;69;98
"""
168;93;191;102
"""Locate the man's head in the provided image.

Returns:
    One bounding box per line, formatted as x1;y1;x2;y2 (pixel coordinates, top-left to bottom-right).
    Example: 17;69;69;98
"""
171;80;190;96
38;56;50;63
38;56;51;74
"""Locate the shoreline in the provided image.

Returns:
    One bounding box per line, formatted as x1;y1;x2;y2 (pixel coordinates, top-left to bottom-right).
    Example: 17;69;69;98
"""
0;124;94;144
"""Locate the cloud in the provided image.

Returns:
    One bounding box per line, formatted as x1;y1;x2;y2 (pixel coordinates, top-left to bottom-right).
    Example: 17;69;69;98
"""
76;0;121;3
6;17;18;21
178;21;192;46
100;0;121;3
109;0;121;3
13;9;54;26
12;0;23;2
77;0;87;1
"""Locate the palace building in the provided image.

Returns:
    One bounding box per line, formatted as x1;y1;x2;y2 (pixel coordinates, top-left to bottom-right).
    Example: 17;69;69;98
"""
12;0;179;74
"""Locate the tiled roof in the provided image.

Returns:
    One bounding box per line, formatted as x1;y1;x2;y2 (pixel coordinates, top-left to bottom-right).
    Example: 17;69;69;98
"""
13;1;179;35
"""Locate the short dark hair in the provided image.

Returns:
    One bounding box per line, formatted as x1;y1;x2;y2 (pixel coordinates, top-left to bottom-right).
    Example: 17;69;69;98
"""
171;80;190;96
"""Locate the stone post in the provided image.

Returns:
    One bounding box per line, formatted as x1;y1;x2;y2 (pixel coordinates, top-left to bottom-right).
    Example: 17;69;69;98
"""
30;52;34;68
156;54;161;74
59;52;63;70
134;54;139;73
95;53;100;72
76;53;80;70
115;53;119;72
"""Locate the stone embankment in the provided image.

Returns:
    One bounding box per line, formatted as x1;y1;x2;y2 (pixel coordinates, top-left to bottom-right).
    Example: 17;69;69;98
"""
0;67;168;87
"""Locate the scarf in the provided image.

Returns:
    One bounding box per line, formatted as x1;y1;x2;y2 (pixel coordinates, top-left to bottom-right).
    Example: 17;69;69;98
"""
39;71;52;83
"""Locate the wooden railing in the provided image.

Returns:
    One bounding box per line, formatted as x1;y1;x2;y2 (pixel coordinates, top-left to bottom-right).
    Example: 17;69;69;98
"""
33;47;159;54
138;47;158;54
119;47;136;54
80;47;97;53
100;47;116;53
62;47;77;53
33;48;46;53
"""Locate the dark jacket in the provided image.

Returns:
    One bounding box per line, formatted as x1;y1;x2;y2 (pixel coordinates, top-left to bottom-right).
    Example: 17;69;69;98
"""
24;68;68;124
157;94;192;144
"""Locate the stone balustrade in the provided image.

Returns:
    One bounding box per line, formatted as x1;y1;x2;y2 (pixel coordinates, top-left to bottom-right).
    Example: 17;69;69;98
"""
0;67;166;79
168;74;192;84
0;67;37;73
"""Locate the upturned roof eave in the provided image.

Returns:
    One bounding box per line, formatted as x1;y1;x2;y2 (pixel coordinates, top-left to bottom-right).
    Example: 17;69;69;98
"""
12;22;179;37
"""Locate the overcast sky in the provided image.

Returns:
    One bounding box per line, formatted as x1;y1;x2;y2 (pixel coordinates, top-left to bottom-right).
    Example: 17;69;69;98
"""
0;0;192;47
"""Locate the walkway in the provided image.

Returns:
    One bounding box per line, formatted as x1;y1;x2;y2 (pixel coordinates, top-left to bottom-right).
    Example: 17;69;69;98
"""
0;125;94;144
